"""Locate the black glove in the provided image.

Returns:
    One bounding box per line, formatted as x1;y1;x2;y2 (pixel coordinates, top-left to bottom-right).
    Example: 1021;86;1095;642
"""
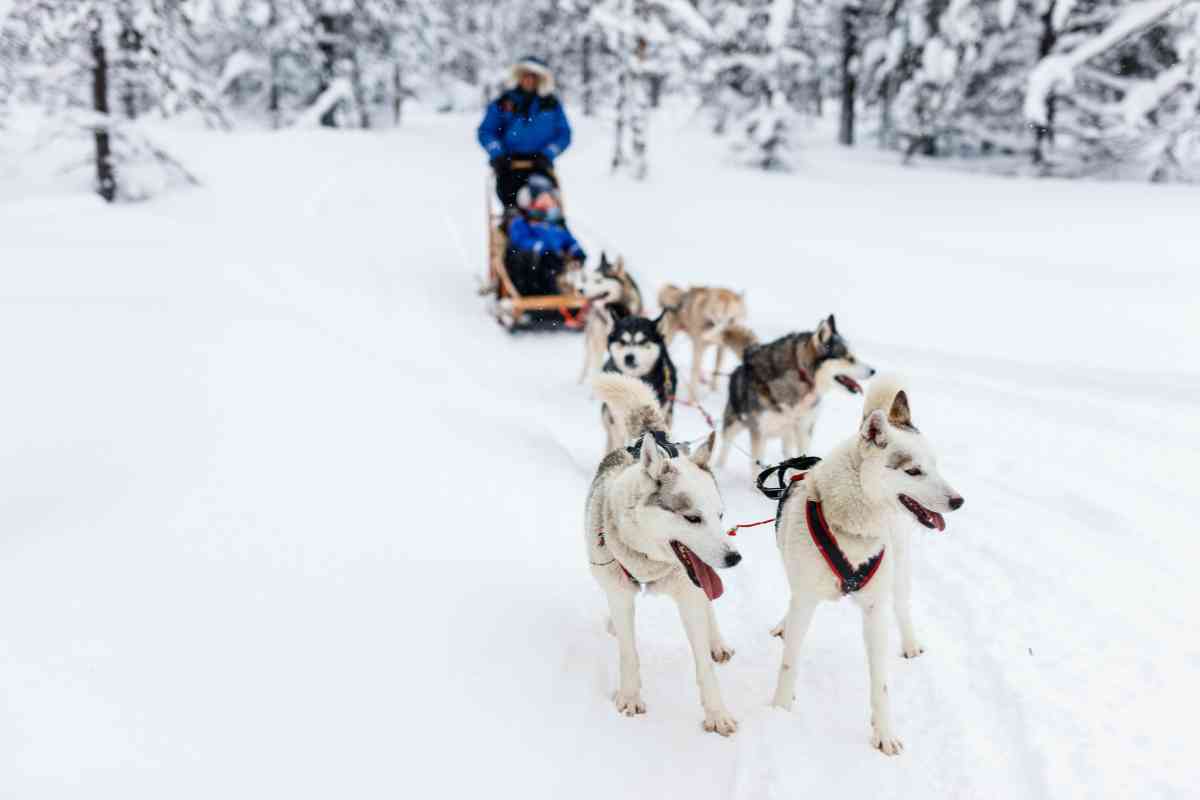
489;154;510;172
531;153;553;174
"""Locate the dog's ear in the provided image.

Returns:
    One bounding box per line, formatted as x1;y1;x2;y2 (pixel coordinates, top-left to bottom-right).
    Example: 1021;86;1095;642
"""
639;432;671;479
816;315;837;345
599;252;610;271
613;256;626;276
654;308;672;339
689;431;716;469
607;304;629;324
598;305;618;334
888;390;913;429
860;409;889;449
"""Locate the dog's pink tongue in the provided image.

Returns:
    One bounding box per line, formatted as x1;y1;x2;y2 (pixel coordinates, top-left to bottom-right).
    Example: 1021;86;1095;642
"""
694;558;724;601
930;511;946;532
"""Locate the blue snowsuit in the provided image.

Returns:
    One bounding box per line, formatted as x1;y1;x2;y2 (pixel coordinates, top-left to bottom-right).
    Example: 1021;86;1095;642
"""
477;89;572;160
505;214;585;296
507;216;585;262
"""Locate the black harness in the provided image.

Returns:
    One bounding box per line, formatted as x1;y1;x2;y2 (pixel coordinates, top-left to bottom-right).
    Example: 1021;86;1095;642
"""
625;429;679;459
755;456;885;595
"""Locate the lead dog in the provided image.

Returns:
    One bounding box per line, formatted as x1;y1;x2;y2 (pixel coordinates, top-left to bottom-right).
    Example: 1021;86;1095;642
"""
717;315;875;485
658;284;747;401
586;373;743;736
768;376;965;755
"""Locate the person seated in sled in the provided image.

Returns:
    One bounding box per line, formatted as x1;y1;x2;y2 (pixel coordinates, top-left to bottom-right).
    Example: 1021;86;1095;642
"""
477;56;572;208
505;174;586;296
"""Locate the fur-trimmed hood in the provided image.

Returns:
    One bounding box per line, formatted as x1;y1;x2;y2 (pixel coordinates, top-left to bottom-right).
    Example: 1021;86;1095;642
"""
508;56;556;96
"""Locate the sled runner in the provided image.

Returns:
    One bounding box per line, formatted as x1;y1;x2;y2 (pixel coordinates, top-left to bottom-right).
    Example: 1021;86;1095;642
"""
485;160;588;333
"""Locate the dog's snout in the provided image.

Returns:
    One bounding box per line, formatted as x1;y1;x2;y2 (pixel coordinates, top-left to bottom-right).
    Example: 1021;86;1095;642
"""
624;354;637;367
949;496;965;511
724;551;742;568
866;366;877;377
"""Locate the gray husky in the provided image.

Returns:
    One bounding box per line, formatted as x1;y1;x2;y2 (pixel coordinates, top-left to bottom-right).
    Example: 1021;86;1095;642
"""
716;315;875;484
586;373;743;736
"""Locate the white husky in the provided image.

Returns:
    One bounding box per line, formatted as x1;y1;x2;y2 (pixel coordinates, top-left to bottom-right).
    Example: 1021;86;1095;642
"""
769;376;965;755
586;373;743;736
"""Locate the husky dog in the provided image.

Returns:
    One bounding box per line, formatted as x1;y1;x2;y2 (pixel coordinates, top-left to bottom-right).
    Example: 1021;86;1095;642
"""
571;254;644;383
658;284;748;402
587;373;743;735
716;315;875;484
600;311;676;452
768;376;965;755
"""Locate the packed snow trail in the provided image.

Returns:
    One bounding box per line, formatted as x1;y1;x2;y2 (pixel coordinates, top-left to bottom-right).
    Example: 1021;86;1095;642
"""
1;112;1196;799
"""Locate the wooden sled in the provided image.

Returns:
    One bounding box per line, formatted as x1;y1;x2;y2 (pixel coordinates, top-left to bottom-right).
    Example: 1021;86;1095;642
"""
485;161;587;333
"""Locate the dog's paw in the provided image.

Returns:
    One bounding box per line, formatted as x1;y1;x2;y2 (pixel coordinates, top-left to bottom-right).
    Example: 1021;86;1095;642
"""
613;691;646;717
770;691;794;711
900;641;925;659
702;709;738;737
710;643;735;663
871;728;904;756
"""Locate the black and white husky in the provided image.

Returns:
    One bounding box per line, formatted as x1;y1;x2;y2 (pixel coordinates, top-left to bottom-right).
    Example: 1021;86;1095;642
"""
599;310;676;452
586;373;743;735
769;376;965;755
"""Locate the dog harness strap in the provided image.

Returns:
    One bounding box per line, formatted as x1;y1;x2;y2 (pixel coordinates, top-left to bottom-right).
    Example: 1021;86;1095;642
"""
660;360;675;409
755;456;822;501
625;429;679;459
805;500;884;595
593;528;640;585
793;337;813;386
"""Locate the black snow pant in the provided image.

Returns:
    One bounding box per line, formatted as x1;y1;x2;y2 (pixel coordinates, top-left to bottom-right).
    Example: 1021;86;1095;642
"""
506;248;565;296
494;157;557;208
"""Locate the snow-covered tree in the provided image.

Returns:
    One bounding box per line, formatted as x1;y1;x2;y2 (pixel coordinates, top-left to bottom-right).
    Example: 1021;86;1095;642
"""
591;0;713;179
1026;0;1200;178
1;0;215;201
698;0;814;169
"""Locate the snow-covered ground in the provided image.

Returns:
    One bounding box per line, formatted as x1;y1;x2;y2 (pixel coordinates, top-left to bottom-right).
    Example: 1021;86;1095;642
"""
2;110;1197;799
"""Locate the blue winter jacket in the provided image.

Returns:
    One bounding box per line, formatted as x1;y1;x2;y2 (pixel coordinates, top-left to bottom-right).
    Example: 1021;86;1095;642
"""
508;215;585;261
478;89;572;160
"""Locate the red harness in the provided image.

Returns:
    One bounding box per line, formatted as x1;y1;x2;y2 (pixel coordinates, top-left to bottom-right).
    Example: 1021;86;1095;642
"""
592;530;639;585
730;471;885;595
804;499;885;595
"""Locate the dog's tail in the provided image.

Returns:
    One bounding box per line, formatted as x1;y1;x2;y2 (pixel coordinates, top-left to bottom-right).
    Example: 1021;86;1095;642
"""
656;284;684;343
862;373;908;420
593;373;666;440
720;323;759;358
657;283;685;312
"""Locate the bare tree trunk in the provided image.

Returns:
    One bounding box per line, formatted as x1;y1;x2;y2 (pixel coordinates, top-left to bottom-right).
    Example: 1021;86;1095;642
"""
630;36;649;179
90;13;116;203
317;13;339;128
118;16;141;120
393;63;404;125
647;73;664;108
267;0;282;128
1033;1;1058;167
612;67;626;172
838;4;859;147
349;48;370;129
582;34;594;116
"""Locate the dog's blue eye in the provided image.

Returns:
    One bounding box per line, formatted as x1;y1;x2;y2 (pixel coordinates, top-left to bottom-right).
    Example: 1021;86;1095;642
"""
683;514;702;525
905;467;923;477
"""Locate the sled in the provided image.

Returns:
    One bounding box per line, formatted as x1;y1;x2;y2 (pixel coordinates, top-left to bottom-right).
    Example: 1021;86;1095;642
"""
485;159;588;333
